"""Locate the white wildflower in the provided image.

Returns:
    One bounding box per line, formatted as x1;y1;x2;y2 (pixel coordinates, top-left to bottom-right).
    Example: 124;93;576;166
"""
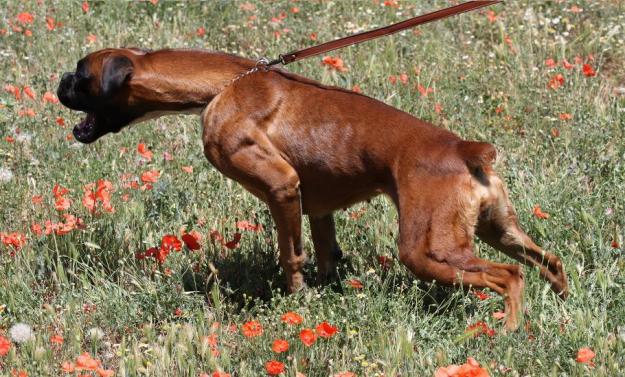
86;327;105;341
16;132;32;143
9;323;34;344
0;167;13;183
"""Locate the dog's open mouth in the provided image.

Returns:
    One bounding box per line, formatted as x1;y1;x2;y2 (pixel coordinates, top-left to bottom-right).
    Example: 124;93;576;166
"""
72;112;97;143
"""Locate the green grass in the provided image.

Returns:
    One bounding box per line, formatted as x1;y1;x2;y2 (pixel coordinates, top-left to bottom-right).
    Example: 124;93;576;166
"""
1;0;624;376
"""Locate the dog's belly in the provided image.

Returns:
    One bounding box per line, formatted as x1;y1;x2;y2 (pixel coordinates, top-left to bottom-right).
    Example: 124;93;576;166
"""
297;174;386;216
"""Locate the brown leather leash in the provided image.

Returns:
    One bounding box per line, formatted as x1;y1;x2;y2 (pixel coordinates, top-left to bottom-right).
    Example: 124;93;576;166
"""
261;1;502;67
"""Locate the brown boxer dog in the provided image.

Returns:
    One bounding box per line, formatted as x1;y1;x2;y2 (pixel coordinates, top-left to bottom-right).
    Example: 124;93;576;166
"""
57;48;568;330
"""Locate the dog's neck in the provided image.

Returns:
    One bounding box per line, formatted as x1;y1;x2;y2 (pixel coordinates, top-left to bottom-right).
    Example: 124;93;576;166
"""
128;49;256;116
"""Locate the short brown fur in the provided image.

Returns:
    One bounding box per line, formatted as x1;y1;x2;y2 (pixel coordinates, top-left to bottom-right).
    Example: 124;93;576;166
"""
58;49;568;330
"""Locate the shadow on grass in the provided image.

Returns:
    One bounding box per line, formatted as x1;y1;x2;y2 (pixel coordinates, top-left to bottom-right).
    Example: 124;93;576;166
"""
183;243;474;321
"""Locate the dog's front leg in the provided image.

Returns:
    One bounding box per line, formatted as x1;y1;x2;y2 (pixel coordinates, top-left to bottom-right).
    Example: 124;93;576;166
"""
203;119;308;293
309;214;343;284
267;180;307;293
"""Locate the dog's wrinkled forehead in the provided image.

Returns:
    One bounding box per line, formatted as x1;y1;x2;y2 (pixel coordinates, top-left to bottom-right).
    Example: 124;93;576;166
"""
76;58;89;77
76;50;111;77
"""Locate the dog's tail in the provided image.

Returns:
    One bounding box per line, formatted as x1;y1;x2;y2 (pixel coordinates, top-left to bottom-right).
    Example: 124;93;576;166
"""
457;140;497;169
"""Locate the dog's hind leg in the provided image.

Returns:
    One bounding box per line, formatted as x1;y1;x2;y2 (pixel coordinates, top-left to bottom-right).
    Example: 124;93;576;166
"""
397;225;525;330
309;214;343;284
395;175;524;330
476;173;568;298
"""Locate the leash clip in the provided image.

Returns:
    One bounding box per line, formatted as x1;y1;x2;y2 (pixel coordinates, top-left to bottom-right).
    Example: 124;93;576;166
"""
255;57;271;71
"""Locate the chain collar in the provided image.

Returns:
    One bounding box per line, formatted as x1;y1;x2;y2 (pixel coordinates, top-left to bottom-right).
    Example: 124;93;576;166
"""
228;57;274;87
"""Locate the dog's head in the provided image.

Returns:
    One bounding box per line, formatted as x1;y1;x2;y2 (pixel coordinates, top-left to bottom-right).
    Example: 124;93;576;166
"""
57;48;148;143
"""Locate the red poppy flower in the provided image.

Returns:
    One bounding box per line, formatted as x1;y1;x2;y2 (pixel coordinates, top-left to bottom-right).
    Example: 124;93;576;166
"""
56;117;65;127
533;205;550;219
18;108;36;117
241;321;263;338
309;32;317;41
141;170;160;183
551;127;559;138
471;290;490;300
347;279;363;289
434;103;443;114
224;232;242;249
0;335;11;356
61;362;75;373
265;360;285;375
82;2;90;13
299;328;317;346
435;357;488;377
569;5;583;13
547;74;565;90
388;75;397;85
137;143;153;160
42;91;59;104
486;10;497;23
559;113;573;121
352;85;362;94
46;17;56;31
86;34;97;44
209;229;224;243
23;86;36;100
0;232;26;250
348;208;365;220
181;232;201;250
50;335;64;344
181;166;193;173
30;223;42;236
197;27;206;37
321;56;348;72
271;339;289;353
154;247;170;263
377;255;392;270
575;347;595;366
465;321;495;337
174;307;183;317
582;64;596;77
315;321;338;338
55;197;71;211
399;73;409;85
161;235;182;252
211;372;231;377
281;311;303;325
75;352;101;371
53;184;69;199
236;220;263;232
562;59;574;70
611;240;620;249
544;58;557;68
202;333;219;348
417;84;434;97
4;84;21;100
16;12;34;25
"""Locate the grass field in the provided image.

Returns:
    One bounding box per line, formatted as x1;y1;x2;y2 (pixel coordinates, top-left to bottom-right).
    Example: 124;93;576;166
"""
1;1;624;376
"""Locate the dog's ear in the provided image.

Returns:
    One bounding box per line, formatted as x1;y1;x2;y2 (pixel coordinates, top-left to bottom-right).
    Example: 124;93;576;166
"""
101;55;133;97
